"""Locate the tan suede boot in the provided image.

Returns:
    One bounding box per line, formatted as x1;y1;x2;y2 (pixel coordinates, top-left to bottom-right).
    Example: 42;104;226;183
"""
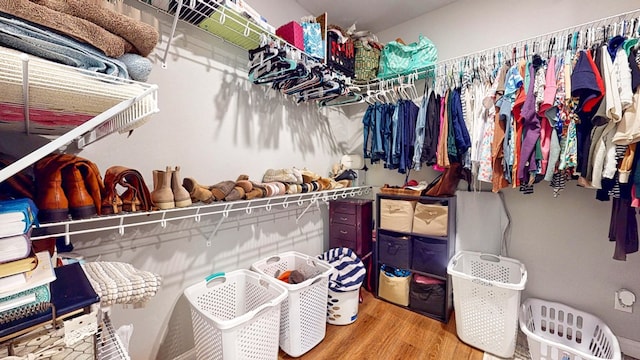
171;166;192;208
151;167;175;209
182;177;214;203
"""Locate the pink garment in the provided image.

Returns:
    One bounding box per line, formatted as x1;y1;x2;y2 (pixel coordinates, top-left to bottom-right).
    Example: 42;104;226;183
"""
538;57;557;175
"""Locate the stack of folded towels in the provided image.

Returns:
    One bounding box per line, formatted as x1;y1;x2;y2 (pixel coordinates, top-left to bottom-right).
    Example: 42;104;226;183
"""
0;0;159;81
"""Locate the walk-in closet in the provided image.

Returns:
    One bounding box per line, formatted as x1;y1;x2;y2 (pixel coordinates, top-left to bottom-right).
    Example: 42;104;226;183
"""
1;0;639;359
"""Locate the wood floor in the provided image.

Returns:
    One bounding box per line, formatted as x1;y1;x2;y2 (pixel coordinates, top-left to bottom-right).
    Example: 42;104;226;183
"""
278;289;484;360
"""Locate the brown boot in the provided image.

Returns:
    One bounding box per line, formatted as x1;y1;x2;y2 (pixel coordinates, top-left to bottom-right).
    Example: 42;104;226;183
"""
62;165;97;219
151;167;174;209
182;177;213;203
34;166;69;223
171;166;192;208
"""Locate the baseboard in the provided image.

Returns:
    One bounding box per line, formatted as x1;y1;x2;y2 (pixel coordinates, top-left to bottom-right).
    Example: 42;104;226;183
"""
173;348;196;360
620;337;640;359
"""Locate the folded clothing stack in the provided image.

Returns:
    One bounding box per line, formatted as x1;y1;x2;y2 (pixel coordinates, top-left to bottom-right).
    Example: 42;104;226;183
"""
82;261;161;306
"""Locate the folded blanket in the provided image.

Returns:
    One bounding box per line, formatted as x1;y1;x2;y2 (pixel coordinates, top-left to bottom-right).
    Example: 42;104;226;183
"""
32;0;159;57
0;0;133;57
0;12;129;78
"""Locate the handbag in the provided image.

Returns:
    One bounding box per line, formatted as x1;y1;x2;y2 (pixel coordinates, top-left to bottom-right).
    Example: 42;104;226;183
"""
412;203;448;236
301;21;324;59
354;39;382;81
377;34;437;78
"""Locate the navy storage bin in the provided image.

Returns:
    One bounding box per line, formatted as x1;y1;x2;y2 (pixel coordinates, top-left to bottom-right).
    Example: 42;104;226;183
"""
409;275;445;318
411;236;448;277
378;232;411;269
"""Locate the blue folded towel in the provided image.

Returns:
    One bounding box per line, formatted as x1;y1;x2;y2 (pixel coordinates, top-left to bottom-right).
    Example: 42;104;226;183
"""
0;11;129;79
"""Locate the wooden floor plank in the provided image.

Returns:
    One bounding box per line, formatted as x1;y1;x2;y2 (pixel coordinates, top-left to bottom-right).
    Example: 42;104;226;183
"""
279;289;484;360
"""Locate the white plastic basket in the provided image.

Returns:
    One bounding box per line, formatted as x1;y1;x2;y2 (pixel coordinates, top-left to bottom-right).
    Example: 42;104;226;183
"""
327;287;361;325
251;251;333;357
447;251;528;358
184;269;288;360
519;298;621;360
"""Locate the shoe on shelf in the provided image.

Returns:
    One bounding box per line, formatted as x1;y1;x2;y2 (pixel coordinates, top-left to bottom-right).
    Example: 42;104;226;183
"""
182;177;214;204
151;167;175;210
171;166;192;208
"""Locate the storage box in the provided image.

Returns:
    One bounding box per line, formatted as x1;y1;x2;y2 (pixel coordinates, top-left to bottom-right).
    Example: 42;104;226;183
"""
379;199;415;232
409;274;445;317
412;202;448;236
411;236;448;276
184;270;288;360
447;251;528;358
378;270;410;306
378;232;411;268
520;298;621;360
276;21;305;51
251;251;332;357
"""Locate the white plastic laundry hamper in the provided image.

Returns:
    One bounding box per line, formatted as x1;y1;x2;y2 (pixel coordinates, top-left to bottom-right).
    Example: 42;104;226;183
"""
184;269;288;360
519;298;621;360
447;251;528;358
251;251;333;357
326;287;360;325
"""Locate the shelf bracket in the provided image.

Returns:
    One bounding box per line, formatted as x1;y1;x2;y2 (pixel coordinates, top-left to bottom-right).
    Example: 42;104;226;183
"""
20;54;30;135
207;203;231;246
64;223;70;246
159;0;186;69
296;194;318;223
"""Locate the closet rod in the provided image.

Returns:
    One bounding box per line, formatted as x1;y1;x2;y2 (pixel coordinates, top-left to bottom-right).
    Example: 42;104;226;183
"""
365;7;640;89
437;8;640;67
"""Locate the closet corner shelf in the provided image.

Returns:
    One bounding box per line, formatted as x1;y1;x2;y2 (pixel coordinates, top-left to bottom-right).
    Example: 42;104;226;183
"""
0;47;159;184
138;0;313;68
31;186;373;244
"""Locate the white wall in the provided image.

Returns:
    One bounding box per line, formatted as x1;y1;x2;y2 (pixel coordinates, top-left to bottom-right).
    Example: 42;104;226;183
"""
375;0;640;343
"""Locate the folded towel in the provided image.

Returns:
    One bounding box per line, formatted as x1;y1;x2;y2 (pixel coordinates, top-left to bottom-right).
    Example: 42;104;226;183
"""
0;12;129;78
32;0;159;57
0;0;133;57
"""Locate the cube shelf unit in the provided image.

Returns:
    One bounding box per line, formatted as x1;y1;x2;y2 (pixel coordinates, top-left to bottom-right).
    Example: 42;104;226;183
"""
374;192;456;323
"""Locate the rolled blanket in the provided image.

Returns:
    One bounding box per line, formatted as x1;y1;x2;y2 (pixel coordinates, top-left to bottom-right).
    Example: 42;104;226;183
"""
31;0;159;57
117;53;152;82
0;13;130;78
0;0;133;57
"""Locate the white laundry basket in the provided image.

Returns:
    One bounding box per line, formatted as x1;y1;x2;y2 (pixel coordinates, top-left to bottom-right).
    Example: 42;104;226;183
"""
184;270;288;360
251;251;333;357
326;287;361;325
447;251;528;358
519;298;621;360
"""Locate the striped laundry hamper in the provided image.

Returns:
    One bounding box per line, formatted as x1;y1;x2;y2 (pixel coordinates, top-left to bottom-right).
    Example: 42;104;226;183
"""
319;248;366;325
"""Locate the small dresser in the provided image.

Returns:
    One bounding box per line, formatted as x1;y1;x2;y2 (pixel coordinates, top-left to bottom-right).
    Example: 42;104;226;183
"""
328;198;373;258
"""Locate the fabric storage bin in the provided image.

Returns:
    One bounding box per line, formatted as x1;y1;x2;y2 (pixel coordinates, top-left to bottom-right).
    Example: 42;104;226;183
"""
409;274;445;318
250;251;332;357
276;21;305;51
411;236;448;277
412;202;448;236
379;199;416;232
184;270;288;360
378;267;410;306
519;298;621;360
378;232;411;268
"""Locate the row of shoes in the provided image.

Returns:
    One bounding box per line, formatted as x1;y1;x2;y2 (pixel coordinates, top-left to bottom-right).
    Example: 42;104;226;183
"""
177;173;353;206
